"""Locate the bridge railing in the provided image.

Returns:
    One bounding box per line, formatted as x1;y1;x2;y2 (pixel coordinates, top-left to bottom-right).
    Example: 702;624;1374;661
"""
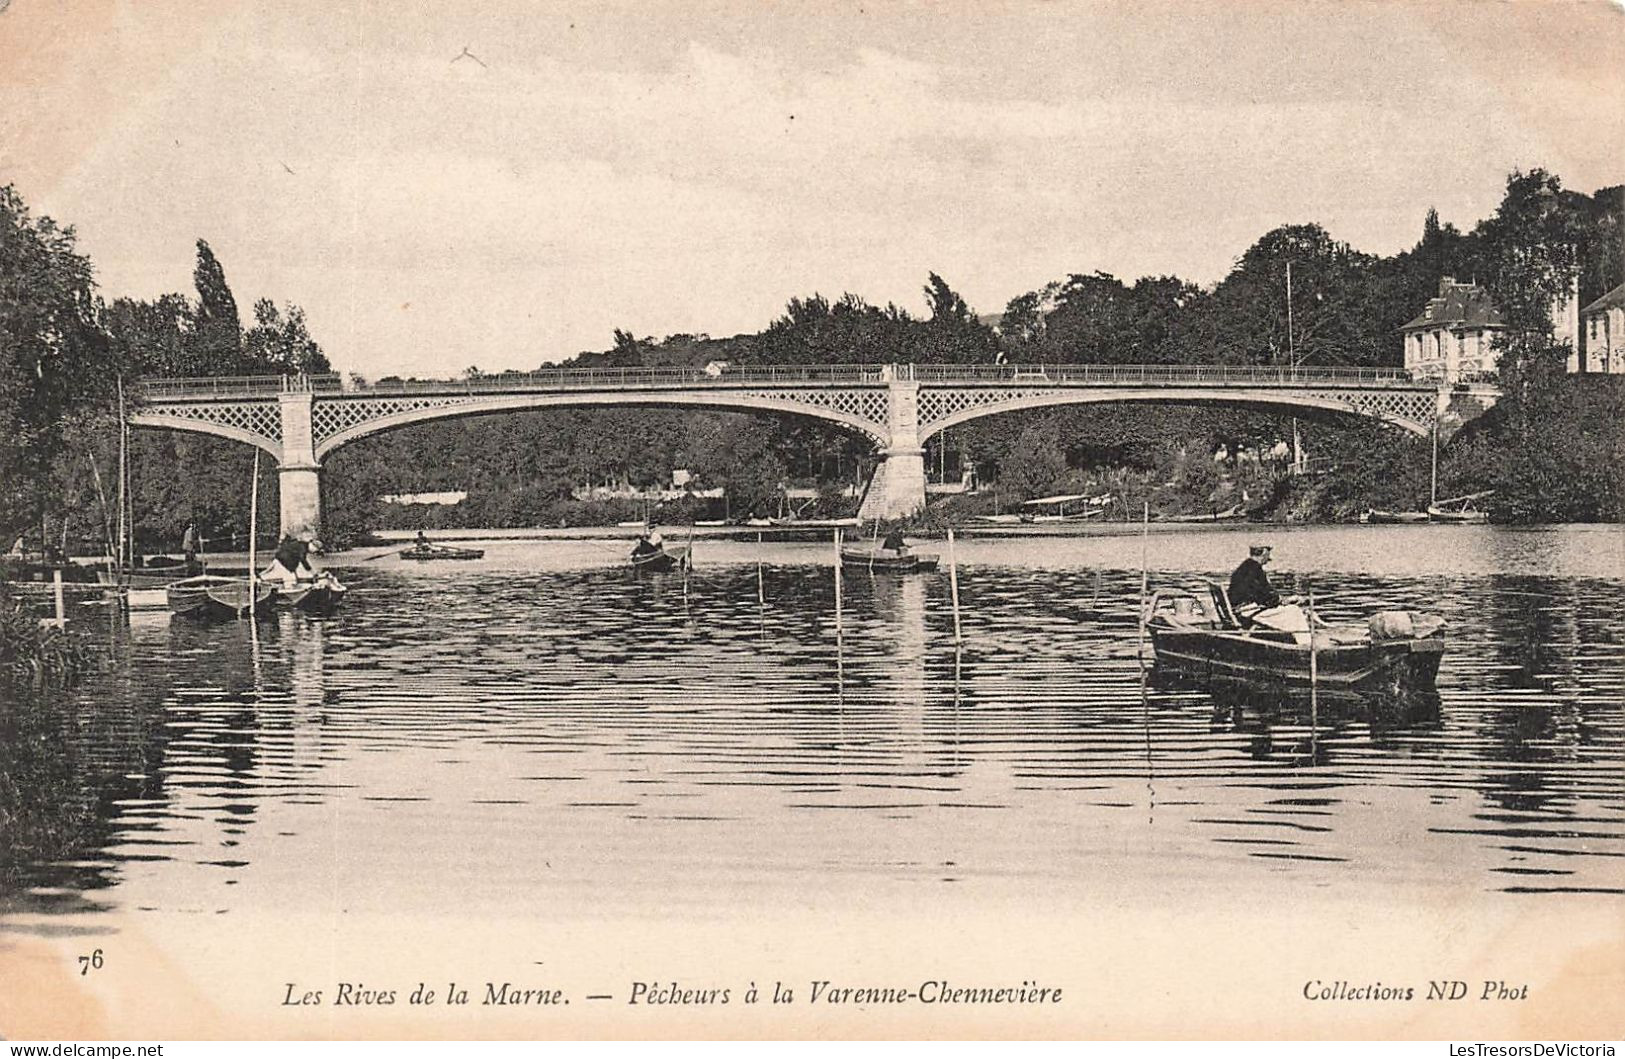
133;362;1423;399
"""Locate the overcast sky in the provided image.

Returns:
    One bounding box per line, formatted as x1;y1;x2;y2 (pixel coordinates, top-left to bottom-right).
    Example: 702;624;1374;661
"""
2;0;1622;376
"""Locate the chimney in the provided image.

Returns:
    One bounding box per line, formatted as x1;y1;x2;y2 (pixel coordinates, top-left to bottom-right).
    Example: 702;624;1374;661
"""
1439;276;1456;296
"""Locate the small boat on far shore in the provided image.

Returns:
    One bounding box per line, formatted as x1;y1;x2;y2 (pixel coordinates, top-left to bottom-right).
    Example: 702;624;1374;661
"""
1427;491;1493;524
167;575;274;619
1361;508;1429;524
400;543;485;561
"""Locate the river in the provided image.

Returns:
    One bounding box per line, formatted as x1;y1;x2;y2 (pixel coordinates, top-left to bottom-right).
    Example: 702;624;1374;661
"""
1;524;1620;1034
4;523;1620;923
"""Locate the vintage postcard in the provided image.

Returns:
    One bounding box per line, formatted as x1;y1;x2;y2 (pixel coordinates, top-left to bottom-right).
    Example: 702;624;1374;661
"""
1;0;1621;1043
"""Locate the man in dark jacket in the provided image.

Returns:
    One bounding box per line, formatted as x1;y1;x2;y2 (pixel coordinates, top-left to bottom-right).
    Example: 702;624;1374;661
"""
1228;543;1281;611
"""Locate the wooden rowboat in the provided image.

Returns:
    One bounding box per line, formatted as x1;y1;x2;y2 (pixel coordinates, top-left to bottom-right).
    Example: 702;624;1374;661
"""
630;545;690;572
1145;582;1445;694
274;573;348;616
839;548;940;573
166;575;275;619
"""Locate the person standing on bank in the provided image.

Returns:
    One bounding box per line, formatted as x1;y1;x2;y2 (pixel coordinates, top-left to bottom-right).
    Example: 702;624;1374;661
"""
183;521;198;563
1228;543;1281;611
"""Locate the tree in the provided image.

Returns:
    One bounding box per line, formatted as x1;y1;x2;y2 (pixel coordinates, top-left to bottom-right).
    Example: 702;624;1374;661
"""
244;299;331;374
182;239;243;375
0;185;111;542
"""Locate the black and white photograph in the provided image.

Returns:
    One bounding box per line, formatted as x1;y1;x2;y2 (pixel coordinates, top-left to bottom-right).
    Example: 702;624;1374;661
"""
1;0;1622;1043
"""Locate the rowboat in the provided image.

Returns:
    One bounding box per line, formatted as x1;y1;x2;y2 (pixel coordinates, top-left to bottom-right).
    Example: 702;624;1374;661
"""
1361;509;1429;524
839;548;940;573
630;544;689;572
1144;582;1445;693
274;572;348;616
97;561;208;611
166;575;275;619
400;544;485;561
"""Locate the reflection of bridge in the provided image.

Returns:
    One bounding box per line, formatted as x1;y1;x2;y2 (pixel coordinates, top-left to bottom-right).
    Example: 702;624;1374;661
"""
131;364;1498;535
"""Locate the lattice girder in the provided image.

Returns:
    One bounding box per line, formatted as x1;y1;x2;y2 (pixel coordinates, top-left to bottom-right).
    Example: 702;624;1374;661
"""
917;385;1440;438
134;400;283;451
307;386;894;454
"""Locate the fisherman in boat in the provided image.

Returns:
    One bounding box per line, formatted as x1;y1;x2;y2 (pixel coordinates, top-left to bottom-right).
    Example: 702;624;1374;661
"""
630;527;665;562
262;535;317;586
414;530;431;552
881;527;910;557
1228;543;1281;614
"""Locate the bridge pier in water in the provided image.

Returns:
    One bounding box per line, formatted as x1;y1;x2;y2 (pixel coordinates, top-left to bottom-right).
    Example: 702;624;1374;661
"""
278;390;323;539
858;375;929;520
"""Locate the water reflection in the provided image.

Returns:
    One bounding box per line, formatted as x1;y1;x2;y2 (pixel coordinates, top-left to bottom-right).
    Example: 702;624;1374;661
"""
1;532;1621;934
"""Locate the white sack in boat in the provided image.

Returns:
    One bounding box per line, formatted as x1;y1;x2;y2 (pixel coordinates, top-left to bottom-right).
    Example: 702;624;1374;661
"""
1368;610;1416;640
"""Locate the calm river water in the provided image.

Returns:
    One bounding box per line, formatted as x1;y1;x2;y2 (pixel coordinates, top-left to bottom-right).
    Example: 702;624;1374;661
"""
2;524;1621;935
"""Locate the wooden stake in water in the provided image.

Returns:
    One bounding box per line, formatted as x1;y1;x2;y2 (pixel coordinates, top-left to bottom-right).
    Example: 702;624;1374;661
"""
1136;501;1150;665
116;377;127;581
52;566;66;629
86;452;114;577
833;527;844;636
946;526;963;644
1308;586;1320;764
247;450;260;619
756;532;765;607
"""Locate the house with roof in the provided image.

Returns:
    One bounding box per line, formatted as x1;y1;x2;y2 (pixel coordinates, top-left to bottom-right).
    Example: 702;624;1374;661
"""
1580;282;1625;374
1401;277;1506;382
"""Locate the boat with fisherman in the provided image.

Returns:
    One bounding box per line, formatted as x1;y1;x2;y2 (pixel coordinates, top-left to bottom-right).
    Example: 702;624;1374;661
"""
1144;581;1446;693
629;526;690;572
260;537;348;615
839;527;939;573
401;532;484;561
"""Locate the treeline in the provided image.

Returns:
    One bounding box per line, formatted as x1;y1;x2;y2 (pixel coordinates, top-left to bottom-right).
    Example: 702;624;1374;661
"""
361;170;1623;526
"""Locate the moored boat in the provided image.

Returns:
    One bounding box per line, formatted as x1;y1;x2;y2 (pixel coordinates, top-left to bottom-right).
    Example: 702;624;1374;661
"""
1144;582;1445;693
839;548;940;573
1361;508;1429;524
1427;491;1492;524
166;575;275;619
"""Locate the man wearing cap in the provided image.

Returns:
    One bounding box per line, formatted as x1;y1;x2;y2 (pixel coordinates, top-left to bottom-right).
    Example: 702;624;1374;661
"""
1229;543;1281;612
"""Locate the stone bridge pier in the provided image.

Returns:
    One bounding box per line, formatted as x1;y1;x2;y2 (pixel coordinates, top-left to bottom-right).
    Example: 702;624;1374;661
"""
858;377;928;521
277;390;323;540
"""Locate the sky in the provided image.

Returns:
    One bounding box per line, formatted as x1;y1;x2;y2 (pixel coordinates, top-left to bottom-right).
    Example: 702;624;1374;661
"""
2;0;1623;377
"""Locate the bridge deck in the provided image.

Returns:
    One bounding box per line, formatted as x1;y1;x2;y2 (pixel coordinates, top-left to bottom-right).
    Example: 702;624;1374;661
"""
135;363;1428;401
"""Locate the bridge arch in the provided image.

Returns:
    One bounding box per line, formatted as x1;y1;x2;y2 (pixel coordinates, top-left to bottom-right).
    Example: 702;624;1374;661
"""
916;387;1436;444
127;411;285;461
310;390;889;461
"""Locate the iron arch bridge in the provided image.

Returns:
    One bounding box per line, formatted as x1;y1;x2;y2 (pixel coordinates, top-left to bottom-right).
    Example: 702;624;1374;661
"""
129;363;1497;536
